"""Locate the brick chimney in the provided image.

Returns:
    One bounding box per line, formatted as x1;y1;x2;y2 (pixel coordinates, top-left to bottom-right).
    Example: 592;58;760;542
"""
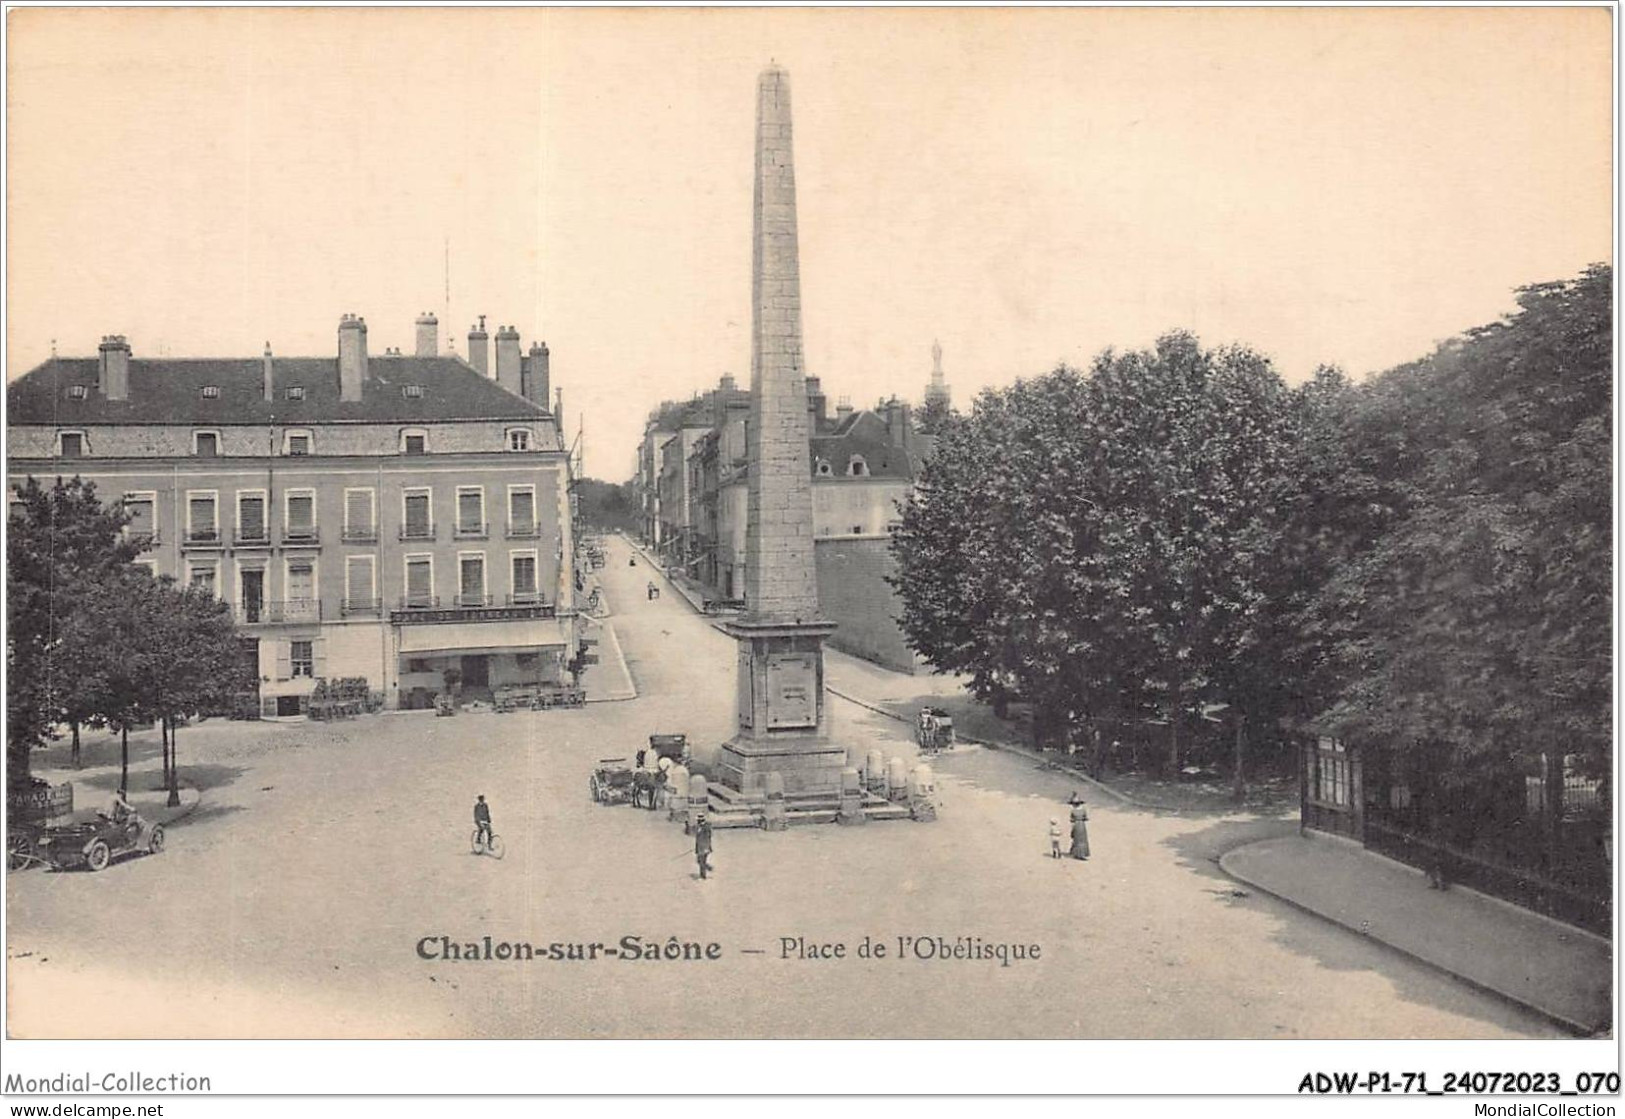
468;316;489;377
885;396;912;451
835;396;853;422
262;342;274;403
805;376;827;430
720;373;736;392
98;335;131;401
525;341;551;408
338;314;368;402
494;325;522;396
415;312;438;357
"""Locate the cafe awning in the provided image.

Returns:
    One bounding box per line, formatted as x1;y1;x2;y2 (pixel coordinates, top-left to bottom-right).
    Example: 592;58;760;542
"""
398;617;571;656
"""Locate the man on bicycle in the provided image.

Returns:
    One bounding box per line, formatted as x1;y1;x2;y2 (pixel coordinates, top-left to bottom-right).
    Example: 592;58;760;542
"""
473;795;493;848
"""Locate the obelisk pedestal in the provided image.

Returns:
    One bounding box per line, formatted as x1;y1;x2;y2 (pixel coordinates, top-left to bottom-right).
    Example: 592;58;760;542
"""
716;63;848;800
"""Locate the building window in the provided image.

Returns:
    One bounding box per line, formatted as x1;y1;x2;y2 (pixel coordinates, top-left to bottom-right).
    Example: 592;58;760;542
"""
507;486;536;536
405;556;434;607
237;492;267;541
284;430;312;456
123;493;157;542
187;492;218;542
194;431;220;457
401;429;428;455
344;488;376;542
511;552;539;604
66;385;88;400
407;658;433;674
815;458;832;477
285;491;316;541
402;386;424;400
290;640;315;678
201;385;220;399
458;554;487;607
507;428;534;451
58;431;85;458
285;386;305;401
848;455;868;477
456;487;485;537
345;555;376;613
402;490;433;539
852;525;863;535
188;562;218;597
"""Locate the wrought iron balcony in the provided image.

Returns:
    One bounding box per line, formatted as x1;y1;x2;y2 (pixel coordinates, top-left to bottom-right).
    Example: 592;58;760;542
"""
506;521;540;539
282;526;320;546
397;594;440;610
398;525;436;542
506;591;544;606
342;527;378;544
455;593;493;608
341;597;382;617
183;528;223;548
453;521;489;540
234;528;271;547
238;598;322;624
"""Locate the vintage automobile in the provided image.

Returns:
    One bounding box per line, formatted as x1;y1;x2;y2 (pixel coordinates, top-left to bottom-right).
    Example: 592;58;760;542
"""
36;813;164;872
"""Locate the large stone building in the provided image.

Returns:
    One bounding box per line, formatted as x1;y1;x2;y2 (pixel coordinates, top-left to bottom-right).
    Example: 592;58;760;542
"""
6;313;578;715
634;369;932;672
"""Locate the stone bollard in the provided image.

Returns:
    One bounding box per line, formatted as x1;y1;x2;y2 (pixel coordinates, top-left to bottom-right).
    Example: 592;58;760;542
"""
866;750;887;796
909;763;937;822
761;770;788;832
838;766;866;825
686;774;709;835
667;764;690;823
886;756;909;803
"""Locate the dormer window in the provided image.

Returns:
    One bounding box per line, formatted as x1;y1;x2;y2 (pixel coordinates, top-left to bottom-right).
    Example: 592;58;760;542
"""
66;385;88;400
194;431;220;458
284;430;313;456
201;385;221;399
507;428;534;452
848;455;869;477
285;386;305;401
402;385;424;399
815;458;833;477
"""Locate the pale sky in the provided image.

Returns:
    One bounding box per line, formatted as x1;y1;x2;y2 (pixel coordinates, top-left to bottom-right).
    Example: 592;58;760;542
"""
6;7;1612;479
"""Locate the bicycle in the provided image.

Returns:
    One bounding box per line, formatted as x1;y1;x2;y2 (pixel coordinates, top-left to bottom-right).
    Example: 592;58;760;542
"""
470;827;506;859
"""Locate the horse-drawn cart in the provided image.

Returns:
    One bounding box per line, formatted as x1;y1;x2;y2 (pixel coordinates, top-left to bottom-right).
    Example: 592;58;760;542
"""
916;706;955;753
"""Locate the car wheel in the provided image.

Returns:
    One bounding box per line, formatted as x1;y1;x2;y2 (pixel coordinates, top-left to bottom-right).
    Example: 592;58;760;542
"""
148;826;165;854
589;776;600;803
85;841;111;872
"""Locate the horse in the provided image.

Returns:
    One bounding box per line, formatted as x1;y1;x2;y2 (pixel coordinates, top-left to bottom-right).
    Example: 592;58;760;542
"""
631;769;666;811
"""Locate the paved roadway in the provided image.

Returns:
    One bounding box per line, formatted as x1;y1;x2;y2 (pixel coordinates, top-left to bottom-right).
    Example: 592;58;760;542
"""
5;535;1563;1039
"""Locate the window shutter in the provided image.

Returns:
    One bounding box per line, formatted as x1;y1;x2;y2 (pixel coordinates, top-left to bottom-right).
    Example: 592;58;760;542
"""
407;560;431;600
459;491;482;529
461;558;484;597
275;642;292;681
346;490;372;531
510;490;533;530
288;495;313;530
313;639;328;681
240;496;265;536
406;495;429;533
347;557;371;604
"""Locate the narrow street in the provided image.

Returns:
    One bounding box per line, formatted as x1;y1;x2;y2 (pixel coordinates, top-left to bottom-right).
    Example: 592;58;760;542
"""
6;534;1562;1039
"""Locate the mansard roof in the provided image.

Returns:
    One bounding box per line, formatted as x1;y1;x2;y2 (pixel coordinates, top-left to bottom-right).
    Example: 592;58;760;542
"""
7;355;552;426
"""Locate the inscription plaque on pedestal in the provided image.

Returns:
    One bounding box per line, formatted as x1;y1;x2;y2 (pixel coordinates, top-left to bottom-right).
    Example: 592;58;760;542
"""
766;653;816;729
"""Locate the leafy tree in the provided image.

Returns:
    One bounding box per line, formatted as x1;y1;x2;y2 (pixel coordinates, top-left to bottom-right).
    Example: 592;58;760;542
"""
893;334;1307;775
574;477;641;534
6;477;142;793
915;393;955;437
1312;265;1612;783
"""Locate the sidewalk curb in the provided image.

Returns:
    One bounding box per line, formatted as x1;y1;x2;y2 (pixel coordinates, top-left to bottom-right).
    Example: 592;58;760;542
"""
825;685;1162;811
582;616;639;704
1217;839;1601;1037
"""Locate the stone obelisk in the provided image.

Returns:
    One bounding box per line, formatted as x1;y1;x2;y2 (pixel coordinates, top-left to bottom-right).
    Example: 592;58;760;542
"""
717;64;846;798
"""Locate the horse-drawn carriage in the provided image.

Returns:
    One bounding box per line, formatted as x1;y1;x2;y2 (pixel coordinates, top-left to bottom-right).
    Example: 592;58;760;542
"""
916;706;955;753
588;735;690;810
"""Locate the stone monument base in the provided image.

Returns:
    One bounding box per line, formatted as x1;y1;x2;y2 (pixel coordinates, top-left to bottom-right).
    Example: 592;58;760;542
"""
715;736;850;798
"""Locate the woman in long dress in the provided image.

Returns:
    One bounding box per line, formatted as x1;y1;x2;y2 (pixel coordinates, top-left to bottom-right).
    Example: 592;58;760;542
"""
1069;794;1090;860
